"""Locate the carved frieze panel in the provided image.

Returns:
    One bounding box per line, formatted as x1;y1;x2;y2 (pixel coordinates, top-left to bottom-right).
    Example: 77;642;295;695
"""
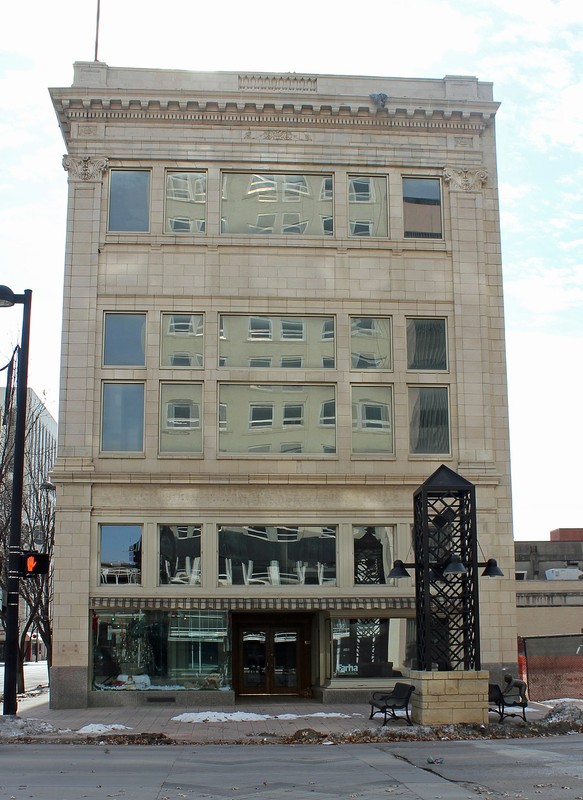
243;129;313;141
62;155;109;182
239;74;317;92
443;166;488;191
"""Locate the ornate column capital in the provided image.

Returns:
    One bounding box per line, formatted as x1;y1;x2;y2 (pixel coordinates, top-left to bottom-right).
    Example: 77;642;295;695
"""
62;155;109;182
443;166;488;191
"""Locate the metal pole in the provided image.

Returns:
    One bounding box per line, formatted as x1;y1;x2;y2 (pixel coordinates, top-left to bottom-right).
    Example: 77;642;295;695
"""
2;290;32;716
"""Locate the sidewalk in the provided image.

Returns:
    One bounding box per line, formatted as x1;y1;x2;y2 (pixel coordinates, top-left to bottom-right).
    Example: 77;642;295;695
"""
1;662;554;743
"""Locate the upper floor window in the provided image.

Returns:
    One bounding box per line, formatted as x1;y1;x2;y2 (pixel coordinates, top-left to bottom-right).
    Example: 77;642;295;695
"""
408;386;450;454
407;318;447;370
165;172;206;234
101;383;144;453
108;170;150;232
103;313;146;367
351;386;393;454
160;314;203;368
100;524;142;585
348;176;388;237
221;173;333;236
402;177;442;239
160;383;203;454
350;317;392;370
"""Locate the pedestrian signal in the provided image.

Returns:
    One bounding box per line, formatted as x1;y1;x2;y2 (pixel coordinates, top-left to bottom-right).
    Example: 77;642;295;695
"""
21;551;50;576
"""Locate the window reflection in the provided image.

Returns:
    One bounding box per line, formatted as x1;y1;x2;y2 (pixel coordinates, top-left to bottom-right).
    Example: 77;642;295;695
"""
160;313;203;368
103;313;146;367
348;176;388;237
409;386;450;454
159;524;201;585
159;383;203;454
219;384;336;454
406;318;447;370
221;173;333;235
219;316;335;368
353;526;393;584
350;317;392;370
218;525;336;586
403;177;442;239
100;524;142;585
165;172;206;234
332;618;409;678
351;385;393;454
92;609;230;690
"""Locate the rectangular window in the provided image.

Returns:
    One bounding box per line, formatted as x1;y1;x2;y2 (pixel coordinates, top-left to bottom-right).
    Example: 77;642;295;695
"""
220;316;334;368
101;383;144;452
221;173;333;236
100;524;142;585
332;618;410;678
219;384;336;454
353;526;394;585
159;524;201;585
407;318;447;370
165;172;206;234
160;314;203;368
348;176;388;237
108;170;150;232
92;609;230;690
103;313;146;367
218;524;336;586
403;177;442;239
350;317;391;370
351;386;393;454
282;403;304;427
409;386;450;454
160;383;203;454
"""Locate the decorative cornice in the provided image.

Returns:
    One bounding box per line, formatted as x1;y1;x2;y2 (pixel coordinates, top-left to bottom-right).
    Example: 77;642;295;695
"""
62;155;109;181
239;74;317;92
443;166;488;191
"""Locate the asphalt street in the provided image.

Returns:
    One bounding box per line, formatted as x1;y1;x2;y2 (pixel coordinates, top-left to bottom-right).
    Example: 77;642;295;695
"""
1;738;583;800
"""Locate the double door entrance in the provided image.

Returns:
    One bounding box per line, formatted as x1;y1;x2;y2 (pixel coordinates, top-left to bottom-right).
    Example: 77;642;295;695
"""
233;614;312;696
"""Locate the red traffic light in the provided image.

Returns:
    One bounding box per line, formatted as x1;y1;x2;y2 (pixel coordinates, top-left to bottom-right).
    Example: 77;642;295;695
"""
20;551;50;576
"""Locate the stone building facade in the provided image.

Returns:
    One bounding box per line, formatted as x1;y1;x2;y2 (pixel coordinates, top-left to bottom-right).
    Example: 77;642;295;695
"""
49;63;516;708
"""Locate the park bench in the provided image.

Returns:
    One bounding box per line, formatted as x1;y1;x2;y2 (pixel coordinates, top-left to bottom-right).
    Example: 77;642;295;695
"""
369;682;415;726
488;683;528;723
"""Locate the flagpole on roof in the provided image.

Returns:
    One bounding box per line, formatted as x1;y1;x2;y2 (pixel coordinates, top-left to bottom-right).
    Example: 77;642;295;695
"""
94;0;101;61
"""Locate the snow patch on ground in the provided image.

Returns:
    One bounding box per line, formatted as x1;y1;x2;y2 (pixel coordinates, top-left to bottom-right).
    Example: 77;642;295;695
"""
77;723;134;734
0;716;58;738
172;711;362;723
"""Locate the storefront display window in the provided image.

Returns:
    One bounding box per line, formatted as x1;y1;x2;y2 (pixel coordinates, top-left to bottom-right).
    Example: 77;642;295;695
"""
92;609;230;691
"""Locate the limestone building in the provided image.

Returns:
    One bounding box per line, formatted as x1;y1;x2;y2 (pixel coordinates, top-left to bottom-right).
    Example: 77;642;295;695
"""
49;63;516;708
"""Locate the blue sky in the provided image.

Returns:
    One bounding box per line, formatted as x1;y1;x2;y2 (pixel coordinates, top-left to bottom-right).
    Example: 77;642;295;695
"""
0;0;581;540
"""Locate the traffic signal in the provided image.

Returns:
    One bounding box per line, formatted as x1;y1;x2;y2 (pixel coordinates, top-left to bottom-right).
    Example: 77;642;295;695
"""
20;551;50;576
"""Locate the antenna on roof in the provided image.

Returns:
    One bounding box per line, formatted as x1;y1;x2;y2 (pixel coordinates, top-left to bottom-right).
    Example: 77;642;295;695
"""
94;0;101;61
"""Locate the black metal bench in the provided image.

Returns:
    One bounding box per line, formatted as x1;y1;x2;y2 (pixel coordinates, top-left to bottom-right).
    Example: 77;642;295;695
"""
369;682;415;726
488;683;528;723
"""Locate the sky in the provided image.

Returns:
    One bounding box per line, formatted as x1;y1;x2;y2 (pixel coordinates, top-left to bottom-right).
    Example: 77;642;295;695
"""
0;0;581;541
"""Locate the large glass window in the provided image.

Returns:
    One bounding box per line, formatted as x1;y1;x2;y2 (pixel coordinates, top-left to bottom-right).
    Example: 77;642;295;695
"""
100;524;142;585
409;386;450;454
221;173;333;236
348;176;388;237
92;609;230;690
402;177;442;239
108;170;150;232
159;524;201;585
219;316;335;369
159;383;202;454
353;526;393;584
103;313;146;367
350;317;391;370
165;171;206;234
351;386;393;454
101;383;144;452
218;525;336;586
160;313;203;368
332;617;412;678
219;384;336;454
407;318;447;370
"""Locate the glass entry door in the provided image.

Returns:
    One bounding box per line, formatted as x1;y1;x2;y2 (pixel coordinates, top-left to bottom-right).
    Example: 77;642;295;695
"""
235;618;310;695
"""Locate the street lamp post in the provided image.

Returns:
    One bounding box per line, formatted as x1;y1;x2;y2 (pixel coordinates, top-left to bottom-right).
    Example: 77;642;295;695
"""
0;285;32;716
